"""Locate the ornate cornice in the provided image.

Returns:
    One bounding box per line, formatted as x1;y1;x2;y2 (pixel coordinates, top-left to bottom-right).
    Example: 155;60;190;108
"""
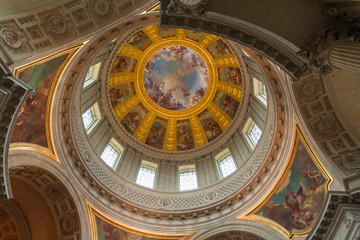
306;189;360;240
0;0;157;65
159;0;308;79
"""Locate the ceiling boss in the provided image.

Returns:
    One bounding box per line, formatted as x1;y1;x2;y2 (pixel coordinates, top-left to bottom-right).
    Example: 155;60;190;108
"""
108;24;243;151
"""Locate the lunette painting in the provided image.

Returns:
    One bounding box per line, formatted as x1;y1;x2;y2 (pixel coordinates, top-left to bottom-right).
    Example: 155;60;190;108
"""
255;140;326;233
11;54;68;148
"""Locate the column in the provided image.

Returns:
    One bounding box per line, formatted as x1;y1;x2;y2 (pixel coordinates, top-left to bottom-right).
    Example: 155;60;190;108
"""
328;39;360;73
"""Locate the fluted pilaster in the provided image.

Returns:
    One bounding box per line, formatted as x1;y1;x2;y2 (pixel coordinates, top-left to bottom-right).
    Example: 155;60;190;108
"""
328;40;360;73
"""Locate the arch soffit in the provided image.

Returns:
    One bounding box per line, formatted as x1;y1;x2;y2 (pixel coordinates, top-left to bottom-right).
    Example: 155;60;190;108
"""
8;149;92;240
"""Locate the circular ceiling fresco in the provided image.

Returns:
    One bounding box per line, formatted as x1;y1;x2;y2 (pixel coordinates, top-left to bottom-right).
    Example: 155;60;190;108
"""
144;46;208;110
108;25;243;151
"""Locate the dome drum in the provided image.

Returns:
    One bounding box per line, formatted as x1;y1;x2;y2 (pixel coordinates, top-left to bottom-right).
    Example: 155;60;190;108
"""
51;14;294;231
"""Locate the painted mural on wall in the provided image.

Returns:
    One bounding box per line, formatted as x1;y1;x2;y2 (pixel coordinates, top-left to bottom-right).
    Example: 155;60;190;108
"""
207;39;231;58
109;83;135;108
121;104;147;135
199;110;222;143
11;54;68;148
213;92;239;119
158;27;175;38
186;30;204;42
127;30;153;51
177;120;194;150
218;67;242;86
110;56;137;74
96;217;159;240
145;117;167;149
143;46;208;110
255;140;326;233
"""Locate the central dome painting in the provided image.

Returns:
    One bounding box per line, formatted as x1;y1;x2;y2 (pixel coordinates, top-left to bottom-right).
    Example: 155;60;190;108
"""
144;46;208;110
144;46;209;110
108;25;243;151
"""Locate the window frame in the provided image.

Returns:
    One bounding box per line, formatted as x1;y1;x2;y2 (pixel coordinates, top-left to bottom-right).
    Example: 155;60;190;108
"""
215;148;237;179
243;118;262;149
83;62;101;88
100;138;123;169
179;165;198;191
253;77;267;106
136;160;158;189
82;102;101;134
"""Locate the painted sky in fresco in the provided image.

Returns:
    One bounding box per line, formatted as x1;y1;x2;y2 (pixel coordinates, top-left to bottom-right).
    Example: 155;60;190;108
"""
144;46;208;110
11;54;68;148
255;140;326;233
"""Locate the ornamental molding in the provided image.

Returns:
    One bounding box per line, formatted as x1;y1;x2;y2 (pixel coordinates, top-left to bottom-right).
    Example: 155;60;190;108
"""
159;0;308;79
293;68;360;176
165;0;208;17
306;190;360;240
99;23;251;159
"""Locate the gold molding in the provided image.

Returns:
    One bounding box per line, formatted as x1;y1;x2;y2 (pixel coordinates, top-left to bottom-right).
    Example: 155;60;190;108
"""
134;38;217;119
109;72;136;89
9;143;59;163
86;201;193;240
207;102;231;131
113;94;141;121
217;81;243;101
239;121;333;239
163;118;177;151
109;25;244;150
142;24;162;43
213;54;239;68
175;29;187;39
134;111;156;143
117;43;144;59
13;43;83;157
189;115;208;148
198;33;219;49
